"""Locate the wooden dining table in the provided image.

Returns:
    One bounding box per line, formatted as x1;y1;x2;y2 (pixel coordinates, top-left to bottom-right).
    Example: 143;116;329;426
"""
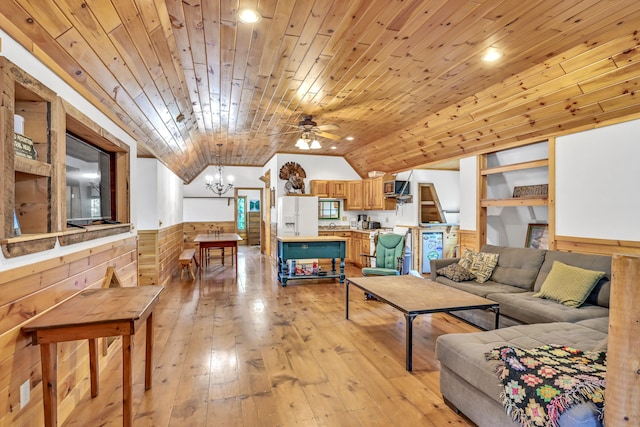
22;286;164;427
194;233;243;277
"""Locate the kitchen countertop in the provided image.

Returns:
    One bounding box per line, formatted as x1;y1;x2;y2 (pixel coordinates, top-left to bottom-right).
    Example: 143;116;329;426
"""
318;226;393;233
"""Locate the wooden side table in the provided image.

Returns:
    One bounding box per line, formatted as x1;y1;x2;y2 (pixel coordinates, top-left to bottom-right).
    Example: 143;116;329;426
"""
22;286;164;427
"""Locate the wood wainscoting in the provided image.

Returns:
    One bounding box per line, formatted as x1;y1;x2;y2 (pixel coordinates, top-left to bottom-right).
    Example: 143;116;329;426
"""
555;235;640;256
458;229;480;254
182;222;236;251
0;235;137;426
138;224;184;287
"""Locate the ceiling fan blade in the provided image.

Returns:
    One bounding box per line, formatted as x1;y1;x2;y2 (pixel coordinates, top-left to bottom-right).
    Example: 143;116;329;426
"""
316;123;340;131
316;131;342;141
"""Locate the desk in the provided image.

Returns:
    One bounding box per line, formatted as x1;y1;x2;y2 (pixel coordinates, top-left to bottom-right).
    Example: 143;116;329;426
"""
277;236;347;286
194;233;243;276
345;275;498;371
22;286;164;427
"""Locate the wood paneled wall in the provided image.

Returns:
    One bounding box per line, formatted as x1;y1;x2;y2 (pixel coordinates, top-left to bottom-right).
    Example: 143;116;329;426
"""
137;224;184;287
182;222;235;250
459;230;640;258
458;229;480;254
0;236;137;426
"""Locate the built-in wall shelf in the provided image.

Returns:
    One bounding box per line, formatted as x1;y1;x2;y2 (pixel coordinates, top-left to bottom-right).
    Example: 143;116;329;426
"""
14;156;52;178
58;223;132;246
481;159;548;176
480;197;548;207
1;233;58;257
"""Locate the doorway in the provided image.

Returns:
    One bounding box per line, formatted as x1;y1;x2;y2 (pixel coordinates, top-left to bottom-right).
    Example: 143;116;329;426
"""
235;188;262;246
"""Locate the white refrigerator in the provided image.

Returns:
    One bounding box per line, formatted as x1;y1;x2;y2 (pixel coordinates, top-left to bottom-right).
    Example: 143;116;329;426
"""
277;195;318;237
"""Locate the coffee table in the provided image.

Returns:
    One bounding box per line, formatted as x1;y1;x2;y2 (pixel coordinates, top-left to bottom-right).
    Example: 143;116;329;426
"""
345;275;499;372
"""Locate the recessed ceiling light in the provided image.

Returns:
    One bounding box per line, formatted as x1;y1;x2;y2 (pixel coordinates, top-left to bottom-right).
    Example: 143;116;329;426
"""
331;146;337;150
238;9;261;23
345;136;354;141
482;50;502;62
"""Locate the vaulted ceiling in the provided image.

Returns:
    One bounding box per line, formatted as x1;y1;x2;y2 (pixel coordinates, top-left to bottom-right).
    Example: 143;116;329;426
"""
2;1;640;182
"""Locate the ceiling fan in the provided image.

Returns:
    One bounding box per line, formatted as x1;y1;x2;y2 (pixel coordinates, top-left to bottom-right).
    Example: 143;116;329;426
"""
272;115;341;149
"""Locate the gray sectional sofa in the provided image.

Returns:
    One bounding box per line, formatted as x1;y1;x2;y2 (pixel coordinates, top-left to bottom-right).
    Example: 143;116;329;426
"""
430;244;611;427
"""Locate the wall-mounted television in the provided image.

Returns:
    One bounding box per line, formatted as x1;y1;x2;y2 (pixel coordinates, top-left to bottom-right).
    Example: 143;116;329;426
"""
66;133;113;226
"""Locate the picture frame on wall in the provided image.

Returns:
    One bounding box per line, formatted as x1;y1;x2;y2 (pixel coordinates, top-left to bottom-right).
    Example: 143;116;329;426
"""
525;223;548;249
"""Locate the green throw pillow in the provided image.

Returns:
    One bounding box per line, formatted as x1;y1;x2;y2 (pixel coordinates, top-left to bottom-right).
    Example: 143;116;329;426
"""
437;263;476;282
534;261;605;307
468;252;499;283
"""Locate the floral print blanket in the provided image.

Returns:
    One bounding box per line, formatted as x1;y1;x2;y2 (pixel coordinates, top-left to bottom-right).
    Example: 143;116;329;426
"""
485;344;606;427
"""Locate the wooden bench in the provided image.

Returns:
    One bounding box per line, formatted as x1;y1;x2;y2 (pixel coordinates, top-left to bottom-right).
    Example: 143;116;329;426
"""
179;248;198;280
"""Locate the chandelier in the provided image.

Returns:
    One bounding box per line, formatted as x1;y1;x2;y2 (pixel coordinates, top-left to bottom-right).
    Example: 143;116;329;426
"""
205;144;234;196
295;131;321;150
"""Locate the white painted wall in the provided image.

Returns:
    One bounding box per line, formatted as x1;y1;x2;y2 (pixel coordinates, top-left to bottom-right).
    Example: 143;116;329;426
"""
556;119;640;240
137;159;184;230
389;169;460;227
459;157;477;231
0;30;137;270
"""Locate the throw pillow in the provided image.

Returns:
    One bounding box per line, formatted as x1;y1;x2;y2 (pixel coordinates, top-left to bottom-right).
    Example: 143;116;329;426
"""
437;263;476;282
534;261;605;307
458;248;477;271
468;252;499;283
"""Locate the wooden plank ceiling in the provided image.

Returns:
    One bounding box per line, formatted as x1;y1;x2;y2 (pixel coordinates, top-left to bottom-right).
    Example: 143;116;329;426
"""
2;0;640;182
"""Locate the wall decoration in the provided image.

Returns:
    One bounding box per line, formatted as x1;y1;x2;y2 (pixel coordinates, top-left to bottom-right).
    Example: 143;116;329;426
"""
279;161;307;194
249;200;260;211
513;184;548;198
270;187;275;207
525;223;549;249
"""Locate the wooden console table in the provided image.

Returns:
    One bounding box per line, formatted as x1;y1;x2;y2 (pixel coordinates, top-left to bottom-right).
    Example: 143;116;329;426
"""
22;286;164;427
277;236;347;286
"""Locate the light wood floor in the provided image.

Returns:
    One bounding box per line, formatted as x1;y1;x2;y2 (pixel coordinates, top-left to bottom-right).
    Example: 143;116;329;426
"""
64;246;478;426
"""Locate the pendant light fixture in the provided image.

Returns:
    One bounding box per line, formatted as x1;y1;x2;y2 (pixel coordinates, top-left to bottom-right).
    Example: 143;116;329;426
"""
205;144;234;196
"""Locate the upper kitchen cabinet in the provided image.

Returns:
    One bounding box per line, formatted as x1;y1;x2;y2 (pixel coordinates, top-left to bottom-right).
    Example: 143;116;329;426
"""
310;180;348;198
345;180;363;210
310;180;330;197
364;175;395;210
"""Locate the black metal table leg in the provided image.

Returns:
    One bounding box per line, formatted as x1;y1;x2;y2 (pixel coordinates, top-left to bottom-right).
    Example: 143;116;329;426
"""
345;282;350;319
405;314;415;372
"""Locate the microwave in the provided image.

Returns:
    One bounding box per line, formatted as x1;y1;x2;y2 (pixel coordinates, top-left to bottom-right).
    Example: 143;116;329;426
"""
383;180;410;196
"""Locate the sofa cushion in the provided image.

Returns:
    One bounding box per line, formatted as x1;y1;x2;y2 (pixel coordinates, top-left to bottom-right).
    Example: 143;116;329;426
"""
488;292;610;324
435;322;608;406
534;261;605;307
468;251;499;283
534;251;611;307
481;244;546;290
437;263;476;282
435;276;528;298
575;317;609;334
458;248;476;271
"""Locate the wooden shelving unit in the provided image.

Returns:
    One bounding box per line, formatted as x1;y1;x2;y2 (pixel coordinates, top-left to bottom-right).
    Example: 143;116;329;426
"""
477;139;554;248
1;58;131;257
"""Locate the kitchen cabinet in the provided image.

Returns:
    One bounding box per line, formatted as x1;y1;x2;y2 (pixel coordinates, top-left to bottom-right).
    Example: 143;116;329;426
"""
345;180;363;210
310;180;330;197
330;181;347;198
310;180;348;198
364;175;395;210
351;231;372;268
